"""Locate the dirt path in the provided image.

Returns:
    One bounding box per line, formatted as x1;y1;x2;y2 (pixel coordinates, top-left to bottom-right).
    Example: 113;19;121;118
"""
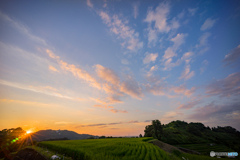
150;140;185;154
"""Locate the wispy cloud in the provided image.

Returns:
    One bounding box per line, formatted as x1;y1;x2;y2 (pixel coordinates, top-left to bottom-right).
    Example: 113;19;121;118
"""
143;53;158;64
86;0;93;8
188;7;198;16
133;2;140;19
178;100;201;109
200;60;209;74
171;84;196;97
49;65;58;72
0;79;74;99
98;11;143;52
46;49;102;90
0;11;46;45
110;109;128;113
120;76;143;100
205;72;240;98
179;64;195;81
200;18;217;31
162;33;188;70
144;2;179;46
188;101;240;121
222;44;240;67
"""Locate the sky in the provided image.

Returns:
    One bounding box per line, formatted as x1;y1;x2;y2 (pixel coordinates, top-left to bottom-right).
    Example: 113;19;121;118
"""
0;0;240;136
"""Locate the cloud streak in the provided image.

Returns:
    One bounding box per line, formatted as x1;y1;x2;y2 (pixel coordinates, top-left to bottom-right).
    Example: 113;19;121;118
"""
205;72;240;98
222;44;240;67
98;11;143;52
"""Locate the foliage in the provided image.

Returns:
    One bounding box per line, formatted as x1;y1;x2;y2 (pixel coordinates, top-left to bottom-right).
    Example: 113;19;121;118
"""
139;134;142;138
152;120;163;140
144;124;154;137
0;127;27;159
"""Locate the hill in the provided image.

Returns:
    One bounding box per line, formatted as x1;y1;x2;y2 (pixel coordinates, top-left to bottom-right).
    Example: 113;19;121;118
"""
31;129;98;141
145;120;240;153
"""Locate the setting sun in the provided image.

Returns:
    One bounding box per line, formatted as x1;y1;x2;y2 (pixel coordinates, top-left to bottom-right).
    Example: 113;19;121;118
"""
26;130;31;134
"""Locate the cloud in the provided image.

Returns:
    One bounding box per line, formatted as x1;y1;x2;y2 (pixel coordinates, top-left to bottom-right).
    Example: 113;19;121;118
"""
163;48;176;59
163;33;188;59
110;109;128;113
93;104;114;109
188;7;198;16
0;11;46;45
205;72;240;98
146;28;158;46
196;32;211;48
46;49;102;90
0;99;61;108
144;2;171;33
200;60;209;74
147;65;158;77
188;101;240;121
181;52;194;61
143;53;158;64
178;100;201;109
222;44;240;67
144;2;179;45
171;84;196;96
145;83;167;96
162;33;188;70
76;120;149;128
0;79;75;99
133;2;140;19
121;59;129;65
179;64;195;81
95;64;120;86
163;111;183;119
200;18;217;31
49;65;58;72
98;11;143;52
86;0;93;8
171;33;188;50
120;76;143;100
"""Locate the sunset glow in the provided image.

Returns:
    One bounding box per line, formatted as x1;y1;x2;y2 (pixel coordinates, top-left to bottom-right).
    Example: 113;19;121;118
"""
0;0;240;136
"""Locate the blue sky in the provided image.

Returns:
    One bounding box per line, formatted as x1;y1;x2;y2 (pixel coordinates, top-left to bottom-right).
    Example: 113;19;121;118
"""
0;0;240;136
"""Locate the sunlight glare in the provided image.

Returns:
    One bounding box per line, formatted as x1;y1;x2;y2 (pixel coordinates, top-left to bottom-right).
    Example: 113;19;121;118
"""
26;130;31;134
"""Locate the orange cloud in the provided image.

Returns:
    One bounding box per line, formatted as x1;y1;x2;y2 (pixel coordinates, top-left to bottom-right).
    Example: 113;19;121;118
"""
110;109;128;113
49;65;58;72
95;64;120;86
171;84;196;97
93;104;114;109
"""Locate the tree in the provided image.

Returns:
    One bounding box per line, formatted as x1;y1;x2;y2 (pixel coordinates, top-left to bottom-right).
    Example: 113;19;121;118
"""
152;120;163;140
139;134;142;138
144;125;154;137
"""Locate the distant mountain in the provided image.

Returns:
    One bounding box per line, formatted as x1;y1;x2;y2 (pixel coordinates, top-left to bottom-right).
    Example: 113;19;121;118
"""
30;129;98;141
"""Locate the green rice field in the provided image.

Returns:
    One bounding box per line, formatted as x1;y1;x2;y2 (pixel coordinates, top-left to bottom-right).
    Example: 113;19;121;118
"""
37;138;235;160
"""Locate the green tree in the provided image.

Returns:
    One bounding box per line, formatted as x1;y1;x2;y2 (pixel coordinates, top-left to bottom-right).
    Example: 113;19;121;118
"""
152;120;163;140
144;125;154;137
139;134;142;138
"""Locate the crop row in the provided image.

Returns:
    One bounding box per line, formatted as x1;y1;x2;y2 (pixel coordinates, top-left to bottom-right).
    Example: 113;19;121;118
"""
38;138;173;160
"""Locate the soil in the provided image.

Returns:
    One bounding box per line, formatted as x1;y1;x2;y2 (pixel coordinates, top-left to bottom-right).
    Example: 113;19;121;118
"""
4;148;48;160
